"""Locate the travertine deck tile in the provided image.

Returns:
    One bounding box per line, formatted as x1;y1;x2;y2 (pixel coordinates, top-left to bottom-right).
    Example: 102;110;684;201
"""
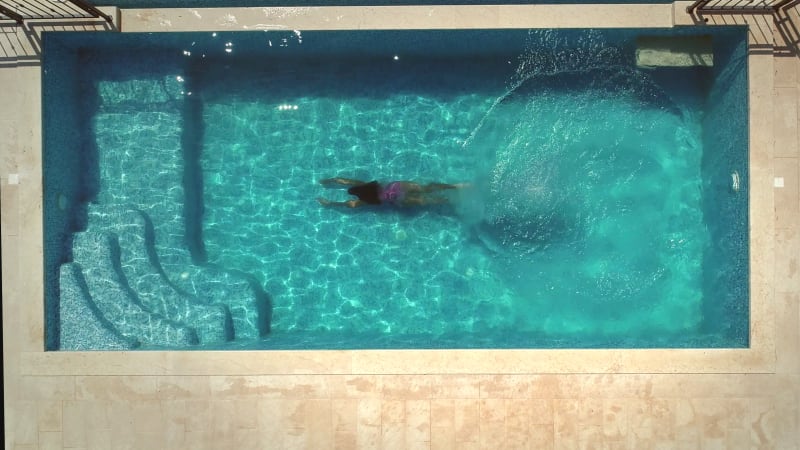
18;376;74;401
37;431;62;450
36;401;62;433
775;86;799;158
773;55;798;87
775;157;800;227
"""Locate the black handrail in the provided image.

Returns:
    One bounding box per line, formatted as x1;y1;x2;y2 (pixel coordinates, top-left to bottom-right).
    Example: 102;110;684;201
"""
0;0;112;24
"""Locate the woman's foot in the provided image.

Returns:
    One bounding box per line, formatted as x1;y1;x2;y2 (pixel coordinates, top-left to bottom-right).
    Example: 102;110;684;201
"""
317;197;332;206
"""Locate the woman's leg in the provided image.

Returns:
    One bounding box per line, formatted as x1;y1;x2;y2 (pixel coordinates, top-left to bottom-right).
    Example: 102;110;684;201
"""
320;177;366;187
317;198;365;208
400;194;448;207
417;182;468;193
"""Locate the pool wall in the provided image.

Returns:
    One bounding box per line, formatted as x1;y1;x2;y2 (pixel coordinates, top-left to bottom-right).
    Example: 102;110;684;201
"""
701;30;751;345
41;36;84;351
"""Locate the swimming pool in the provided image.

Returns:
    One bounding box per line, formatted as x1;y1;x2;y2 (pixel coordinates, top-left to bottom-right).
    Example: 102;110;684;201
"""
43;28;749;350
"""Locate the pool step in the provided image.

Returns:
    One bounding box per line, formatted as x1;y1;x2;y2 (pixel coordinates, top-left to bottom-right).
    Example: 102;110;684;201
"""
90;204;268;340
59;263;140;350
165;265;269;340
635;35;713;68
62;204;269;346
96;75;184;110
95;208;234;344
69;231;200;348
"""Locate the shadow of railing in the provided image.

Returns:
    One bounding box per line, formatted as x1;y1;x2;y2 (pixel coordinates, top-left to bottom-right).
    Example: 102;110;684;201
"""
684;1;800;57
0;19;114;66
0;22;39;65
0;0;112;23
775;1;800;56
688;0;791;15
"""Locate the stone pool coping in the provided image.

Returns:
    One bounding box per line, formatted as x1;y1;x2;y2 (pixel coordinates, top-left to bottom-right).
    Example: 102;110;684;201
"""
4;3;777;376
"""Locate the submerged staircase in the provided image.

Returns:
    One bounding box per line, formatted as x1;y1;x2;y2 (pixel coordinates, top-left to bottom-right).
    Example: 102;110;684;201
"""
58;69;269;350
60;205;270;349
63;229;201;349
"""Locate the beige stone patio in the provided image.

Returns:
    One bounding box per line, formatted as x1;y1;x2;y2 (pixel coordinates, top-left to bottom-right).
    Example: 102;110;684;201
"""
2;3;798;448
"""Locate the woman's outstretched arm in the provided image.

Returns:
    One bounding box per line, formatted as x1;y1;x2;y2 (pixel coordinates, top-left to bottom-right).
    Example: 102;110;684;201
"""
320;177;366;187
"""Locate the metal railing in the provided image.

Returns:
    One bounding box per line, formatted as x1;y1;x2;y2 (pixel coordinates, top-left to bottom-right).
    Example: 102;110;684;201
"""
0;0;112;24
687;0;796;15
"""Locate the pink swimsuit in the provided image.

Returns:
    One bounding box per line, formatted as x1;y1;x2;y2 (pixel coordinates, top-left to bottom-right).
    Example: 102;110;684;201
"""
380;182;406;204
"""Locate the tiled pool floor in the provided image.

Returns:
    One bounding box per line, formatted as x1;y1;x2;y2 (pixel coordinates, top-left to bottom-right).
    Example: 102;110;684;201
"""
2;3;799;448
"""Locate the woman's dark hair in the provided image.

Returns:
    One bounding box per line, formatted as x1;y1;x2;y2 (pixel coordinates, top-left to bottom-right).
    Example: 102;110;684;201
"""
347;181;382;205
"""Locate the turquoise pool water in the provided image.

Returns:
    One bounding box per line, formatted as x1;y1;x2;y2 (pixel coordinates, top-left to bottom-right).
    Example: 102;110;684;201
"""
43;29;749;349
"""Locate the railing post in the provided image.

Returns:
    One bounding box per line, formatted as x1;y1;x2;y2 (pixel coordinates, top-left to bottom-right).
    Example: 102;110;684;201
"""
0;3;24;24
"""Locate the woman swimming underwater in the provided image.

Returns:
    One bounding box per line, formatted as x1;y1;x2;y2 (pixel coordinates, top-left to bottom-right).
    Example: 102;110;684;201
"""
317;177;467;208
